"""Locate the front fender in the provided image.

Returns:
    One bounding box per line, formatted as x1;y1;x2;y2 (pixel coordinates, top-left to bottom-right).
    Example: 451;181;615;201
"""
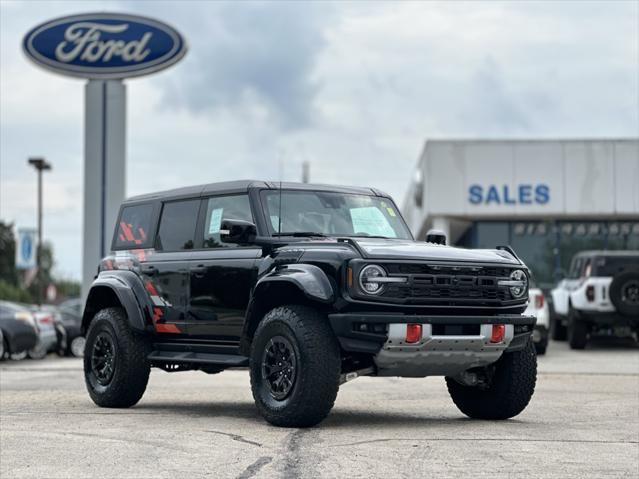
82;271;151;333
255;263;334;303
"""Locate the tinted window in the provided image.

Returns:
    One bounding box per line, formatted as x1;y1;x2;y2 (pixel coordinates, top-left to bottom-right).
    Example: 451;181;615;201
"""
593;256;639;276
203;195;253;248
114;203;153;249
156;200;200;251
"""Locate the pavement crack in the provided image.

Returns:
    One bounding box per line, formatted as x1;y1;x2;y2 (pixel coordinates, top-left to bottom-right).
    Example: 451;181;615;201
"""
331;437;639;447
205;430;262;447
236;456;272;479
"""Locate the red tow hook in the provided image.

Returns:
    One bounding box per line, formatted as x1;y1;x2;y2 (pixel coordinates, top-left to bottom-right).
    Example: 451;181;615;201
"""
405;324;422;344
490;324;506;343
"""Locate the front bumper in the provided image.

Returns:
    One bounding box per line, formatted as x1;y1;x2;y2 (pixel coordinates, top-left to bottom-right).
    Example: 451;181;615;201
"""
329;313;536;378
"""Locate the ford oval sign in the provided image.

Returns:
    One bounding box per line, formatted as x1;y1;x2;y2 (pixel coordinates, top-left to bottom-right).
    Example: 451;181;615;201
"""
23;13;187;79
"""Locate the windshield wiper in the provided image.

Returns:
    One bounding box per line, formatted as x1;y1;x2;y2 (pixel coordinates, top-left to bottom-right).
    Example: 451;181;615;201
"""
272;232;328;238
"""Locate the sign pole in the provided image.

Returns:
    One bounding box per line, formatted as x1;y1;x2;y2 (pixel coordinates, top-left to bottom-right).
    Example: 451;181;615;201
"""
82;80;126;301
27;157;51;306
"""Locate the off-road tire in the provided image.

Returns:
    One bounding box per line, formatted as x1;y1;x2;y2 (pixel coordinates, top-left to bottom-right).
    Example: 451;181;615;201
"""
568;307;588;350
534;341;547;356
84;308;150;408
446;339;537;420
550;316;567;341
250;305;341;427
609;269;639;317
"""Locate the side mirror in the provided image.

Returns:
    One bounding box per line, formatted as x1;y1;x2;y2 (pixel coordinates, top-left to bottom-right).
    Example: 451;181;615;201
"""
220;219;257;244
425;229;446;245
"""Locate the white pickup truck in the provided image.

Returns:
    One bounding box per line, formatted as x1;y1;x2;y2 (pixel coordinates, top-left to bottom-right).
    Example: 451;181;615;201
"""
551;251;639;349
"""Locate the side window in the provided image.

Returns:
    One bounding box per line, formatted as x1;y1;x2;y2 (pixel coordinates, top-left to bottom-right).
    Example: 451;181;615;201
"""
114;203;153;249
202;195;253;248
156;199;200;251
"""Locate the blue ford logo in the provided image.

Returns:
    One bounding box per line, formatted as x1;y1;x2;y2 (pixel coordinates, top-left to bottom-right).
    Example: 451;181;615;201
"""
23;13;187;79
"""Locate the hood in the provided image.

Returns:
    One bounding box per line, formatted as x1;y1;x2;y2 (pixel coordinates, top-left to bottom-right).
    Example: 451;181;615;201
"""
352;238;521;265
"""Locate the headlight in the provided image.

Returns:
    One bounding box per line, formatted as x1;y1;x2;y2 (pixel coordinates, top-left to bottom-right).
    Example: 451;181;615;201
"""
359;264;387;295
509;269;528;298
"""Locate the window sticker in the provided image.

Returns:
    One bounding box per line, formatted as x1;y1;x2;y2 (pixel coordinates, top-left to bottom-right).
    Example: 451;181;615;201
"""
350;207;397;238
270;215;280;231
386;207;396;217
208;208;224;235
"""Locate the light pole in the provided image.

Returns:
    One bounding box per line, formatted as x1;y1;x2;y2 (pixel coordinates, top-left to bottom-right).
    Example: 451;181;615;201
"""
28;157;51;306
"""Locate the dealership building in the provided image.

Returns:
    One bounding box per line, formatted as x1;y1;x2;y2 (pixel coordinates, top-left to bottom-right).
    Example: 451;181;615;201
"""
402;139;639;287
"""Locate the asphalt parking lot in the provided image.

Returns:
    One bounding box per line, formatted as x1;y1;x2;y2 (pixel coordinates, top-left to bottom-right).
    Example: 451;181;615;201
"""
1;339;638;479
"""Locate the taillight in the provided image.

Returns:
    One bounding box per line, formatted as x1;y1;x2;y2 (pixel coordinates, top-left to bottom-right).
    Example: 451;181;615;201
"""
405;324;422;343
534;294;544;309
490;324;506;343
38;314;53;324
586;285;595;302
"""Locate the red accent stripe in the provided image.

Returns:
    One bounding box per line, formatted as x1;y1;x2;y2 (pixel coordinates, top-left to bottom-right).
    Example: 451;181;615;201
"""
120;222;135;241
155;323;181;333
146;282;159;296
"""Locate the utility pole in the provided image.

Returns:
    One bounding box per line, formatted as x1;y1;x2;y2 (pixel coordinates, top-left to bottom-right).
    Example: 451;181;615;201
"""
28;157;51;306
302;161;310;184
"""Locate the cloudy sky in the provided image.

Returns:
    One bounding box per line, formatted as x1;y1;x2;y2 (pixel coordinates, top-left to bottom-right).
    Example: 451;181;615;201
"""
1;0;637;280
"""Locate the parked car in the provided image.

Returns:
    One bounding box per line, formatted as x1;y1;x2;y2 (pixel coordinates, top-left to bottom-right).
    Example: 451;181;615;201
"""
524;285;549;355
81;180;537;427
0;301;38;359
20;304;58;359
551;250;639;349
56;298;85;357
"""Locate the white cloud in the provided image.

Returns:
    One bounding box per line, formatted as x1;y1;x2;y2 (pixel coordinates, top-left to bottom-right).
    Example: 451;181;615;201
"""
1;0;637;281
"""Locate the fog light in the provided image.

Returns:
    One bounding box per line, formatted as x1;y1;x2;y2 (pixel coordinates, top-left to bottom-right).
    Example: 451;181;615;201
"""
490;324;505;343
405;324;422;343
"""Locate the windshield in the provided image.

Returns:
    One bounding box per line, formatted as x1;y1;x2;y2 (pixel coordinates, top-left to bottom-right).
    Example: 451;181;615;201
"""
261;190;412;240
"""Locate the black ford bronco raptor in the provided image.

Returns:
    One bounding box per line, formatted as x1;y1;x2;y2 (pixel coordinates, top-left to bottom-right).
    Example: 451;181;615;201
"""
82;181;537;427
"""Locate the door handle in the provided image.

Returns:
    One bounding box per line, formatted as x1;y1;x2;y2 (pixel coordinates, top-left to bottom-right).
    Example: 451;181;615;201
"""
141;265;158;276
192;264;206;277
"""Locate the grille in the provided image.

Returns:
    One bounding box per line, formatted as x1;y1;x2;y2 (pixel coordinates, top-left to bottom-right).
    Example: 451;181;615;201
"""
379;263;515;305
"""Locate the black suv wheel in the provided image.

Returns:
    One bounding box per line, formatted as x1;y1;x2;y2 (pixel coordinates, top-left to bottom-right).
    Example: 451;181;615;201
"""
84;307;150;408
446;339;537;420
567;306;588;350
609;269;639;317
249;305;341;427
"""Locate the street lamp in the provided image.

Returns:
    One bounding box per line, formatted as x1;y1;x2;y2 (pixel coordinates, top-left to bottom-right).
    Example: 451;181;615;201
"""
28;157;51;306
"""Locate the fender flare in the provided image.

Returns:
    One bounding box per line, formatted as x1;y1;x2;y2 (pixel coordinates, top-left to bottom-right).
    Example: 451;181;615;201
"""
238;264;335;355
254;263;334;303
82;271;151;333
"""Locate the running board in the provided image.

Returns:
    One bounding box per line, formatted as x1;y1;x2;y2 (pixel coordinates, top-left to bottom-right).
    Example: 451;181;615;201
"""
148;350;249;367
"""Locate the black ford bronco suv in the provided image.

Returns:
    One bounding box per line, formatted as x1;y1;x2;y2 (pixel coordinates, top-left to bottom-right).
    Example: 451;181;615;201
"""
82;181;537;427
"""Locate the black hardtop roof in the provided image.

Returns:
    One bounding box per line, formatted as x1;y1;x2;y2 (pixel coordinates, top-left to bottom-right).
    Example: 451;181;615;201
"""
124;180;389;204
574;250;639;258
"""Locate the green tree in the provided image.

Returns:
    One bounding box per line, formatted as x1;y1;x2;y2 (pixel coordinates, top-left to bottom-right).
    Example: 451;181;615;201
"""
0;221;18;285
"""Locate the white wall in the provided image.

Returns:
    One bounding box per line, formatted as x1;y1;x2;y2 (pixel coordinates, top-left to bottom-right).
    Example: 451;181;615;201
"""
404;139;639;234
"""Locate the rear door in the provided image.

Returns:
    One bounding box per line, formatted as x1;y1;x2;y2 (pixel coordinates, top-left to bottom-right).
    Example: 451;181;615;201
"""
143;198;201;335
186;194;260;341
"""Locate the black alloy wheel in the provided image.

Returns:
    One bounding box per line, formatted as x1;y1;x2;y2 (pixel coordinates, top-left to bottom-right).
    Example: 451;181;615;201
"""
261;336;297;400
91;332;116;386
621;280;639;306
